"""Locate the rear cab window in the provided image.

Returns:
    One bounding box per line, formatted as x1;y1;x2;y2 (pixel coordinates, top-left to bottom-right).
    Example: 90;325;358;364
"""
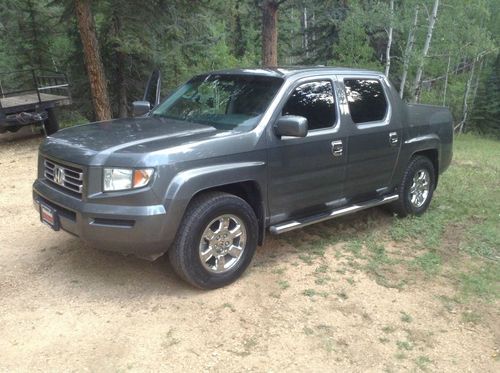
343;78;388;124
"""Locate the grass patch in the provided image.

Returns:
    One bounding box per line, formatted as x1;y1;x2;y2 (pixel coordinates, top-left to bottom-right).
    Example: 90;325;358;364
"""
303;289;316;297
303;289;328;298
415;355;432;371
461;311;482;324
345;240;364;257
277;280;290;290
222;302;236;312
315;264;329;273
303;326;314;335
382;325;396;334
412;251;442;275
461;222;500;260
458;263;499;301
396;340;413;351
400;312;413;323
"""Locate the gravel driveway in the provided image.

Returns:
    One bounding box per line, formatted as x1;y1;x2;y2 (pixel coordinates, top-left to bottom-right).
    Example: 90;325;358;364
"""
0;133;497;372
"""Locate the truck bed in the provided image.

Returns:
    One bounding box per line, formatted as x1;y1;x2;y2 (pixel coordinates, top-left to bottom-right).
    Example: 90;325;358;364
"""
0;92;70;110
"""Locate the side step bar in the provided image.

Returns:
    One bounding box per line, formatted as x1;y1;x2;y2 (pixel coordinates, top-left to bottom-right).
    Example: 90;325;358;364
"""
269;194;399;235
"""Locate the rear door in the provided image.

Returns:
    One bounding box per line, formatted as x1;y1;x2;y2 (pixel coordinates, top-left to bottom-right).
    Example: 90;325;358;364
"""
340;76;402;199
267;76;348;224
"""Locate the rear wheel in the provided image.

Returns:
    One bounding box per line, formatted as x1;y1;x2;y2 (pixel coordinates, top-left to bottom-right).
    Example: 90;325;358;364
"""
390;156;435;217
43;108;59;135
168;192;258;289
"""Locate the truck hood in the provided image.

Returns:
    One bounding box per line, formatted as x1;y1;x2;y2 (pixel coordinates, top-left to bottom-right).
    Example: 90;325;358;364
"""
40;116;221;165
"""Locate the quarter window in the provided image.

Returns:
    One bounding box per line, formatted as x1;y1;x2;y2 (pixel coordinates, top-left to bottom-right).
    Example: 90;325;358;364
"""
344;79;388;124
282;80;336;130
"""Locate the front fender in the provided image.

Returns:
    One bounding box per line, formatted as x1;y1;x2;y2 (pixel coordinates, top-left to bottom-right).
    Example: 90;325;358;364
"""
160;162;267;248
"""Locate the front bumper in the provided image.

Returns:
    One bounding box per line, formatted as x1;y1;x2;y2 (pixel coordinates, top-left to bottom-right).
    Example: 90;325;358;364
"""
33;179;171;260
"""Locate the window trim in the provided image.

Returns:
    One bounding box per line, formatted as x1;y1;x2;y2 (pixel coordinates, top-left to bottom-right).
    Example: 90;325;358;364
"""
341;75;392;129
278;76;341;137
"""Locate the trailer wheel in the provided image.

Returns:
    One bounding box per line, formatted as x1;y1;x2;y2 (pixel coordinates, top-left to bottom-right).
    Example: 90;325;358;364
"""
43;108;60;135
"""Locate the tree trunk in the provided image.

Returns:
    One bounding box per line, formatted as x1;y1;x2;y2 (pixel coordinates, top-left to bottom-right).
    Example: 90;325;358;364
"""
384;0;394;77
110;9;128;118
74;0;112;121
461;57;485;133
457;58;476;133
470;58;484;109
301;5;309;59
261;0;279;67
442;54;451;106
27;0;42;69
399;5;419;99
411;0;439;103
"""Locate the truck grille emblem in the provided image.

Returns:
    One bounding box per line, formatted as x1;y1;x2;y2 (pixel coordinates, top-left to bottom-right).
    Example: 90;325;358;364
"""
54;166;65;186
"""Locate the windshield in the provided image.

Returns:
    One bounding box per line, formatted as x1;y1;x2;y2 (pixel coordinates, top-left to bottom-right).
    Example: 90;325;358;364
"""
151;74;283;131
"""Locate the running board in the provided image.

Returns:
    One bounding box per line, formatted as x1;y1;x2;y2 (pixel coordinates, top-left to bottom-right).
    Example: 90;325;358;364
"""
269;194;399;235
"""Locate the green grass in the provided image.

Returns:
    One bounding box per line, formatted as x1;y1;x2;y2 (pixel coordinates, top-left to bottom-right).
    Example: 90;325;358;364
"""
377;135;499;302
458;263;499;301
396;340;413;351
400;312;413;323
382;325;396;333
412;251;442;275
277;280;290;290
415;355;432;371
278;135;499;307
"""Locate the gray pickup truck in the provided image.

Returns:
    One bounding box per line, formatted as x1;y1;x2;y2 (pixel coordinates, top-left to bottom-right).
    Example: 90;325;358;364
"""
33;67;453;289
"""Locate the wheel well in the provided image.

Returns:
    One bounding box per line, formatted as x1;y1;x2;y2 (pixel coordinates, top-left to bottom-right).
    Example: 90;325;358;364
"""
192;181;265;245
413;149;439;188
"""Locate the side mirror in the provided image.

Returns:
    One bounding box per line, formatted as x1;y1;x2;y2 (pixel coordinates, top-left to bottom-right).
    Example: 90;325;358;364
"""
274;115;308;138
132;101;151;117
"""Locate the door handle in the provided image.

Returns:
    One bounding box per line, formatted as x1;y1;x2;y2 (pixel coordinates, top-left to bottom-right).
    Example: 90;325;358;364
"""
331;140;343;157
389;132;399;145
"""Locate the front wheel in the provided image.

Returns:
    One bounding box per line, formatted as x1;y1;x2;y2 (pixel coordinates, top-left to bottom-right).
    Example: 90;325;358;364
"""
390;156;435;217
168;192;258;289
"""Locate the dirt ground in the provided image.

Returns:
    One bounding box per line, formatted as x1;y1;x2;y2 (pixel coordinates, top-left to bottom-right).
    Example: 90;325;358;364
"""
0;130;498;372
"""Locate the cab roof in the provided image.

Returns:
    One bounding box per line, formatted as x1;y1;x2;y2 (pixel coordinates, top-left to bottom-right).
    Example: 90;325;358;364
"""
207;66;385;79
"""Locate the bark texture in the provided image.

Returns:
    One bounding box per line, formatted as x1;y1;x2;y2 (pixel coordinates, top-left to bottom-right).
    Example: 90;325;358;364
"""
261;0;279;67
74;0;112;121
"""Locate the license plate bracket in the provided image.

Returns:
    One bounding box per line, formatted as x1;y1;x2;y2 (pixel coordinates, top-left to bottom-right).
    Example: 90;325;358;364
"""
39;202;60;231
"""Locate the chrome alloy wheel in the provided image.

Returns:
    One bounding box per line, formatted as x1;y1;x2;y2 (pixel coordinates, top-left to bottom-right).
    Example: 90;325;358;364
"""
199;214;247;273
409;169;430;208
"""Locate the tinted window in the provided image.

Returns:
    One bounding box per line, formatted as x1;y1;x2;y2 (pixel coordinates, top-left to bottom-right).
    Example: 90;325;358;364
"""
344;79;388;123
152;75;283;131
282;80;336;130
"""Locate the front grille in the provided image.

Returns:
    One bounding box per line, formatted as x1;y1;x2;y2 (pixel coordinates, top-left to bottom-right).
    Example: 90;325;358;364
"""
44;159;84;195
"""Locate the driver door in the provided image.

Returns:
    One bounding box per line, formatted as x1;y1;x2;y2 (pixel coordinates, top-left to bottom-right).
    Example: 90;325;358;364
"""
267;77;348;224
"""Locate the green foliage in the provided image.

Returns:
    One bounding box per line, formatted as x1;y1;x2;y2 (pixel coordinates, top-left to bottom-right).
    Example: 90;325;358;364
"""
469;54;500;137
0;0;497;135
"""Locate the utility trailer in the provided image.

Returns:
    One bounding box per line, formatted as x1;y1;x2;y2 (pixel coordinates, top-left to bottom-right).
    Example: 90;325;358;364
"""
0;69;71;135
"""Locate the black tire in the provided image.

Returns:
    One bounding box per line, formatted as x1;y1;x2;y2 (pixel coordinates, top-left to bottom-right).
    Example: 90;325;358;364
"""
168;192;258;289
43;108;59;135
390;156;435;217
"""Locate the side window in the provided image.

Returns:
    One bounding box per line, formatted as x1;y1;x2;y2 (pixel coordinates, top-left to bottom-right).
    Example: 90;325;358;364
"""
282;80;336;130
344;79;388;124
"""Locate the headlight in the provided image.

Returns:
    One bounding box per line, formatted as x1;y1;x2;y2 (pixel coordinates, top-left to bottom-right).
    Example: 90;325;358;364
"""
103;168;154;191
